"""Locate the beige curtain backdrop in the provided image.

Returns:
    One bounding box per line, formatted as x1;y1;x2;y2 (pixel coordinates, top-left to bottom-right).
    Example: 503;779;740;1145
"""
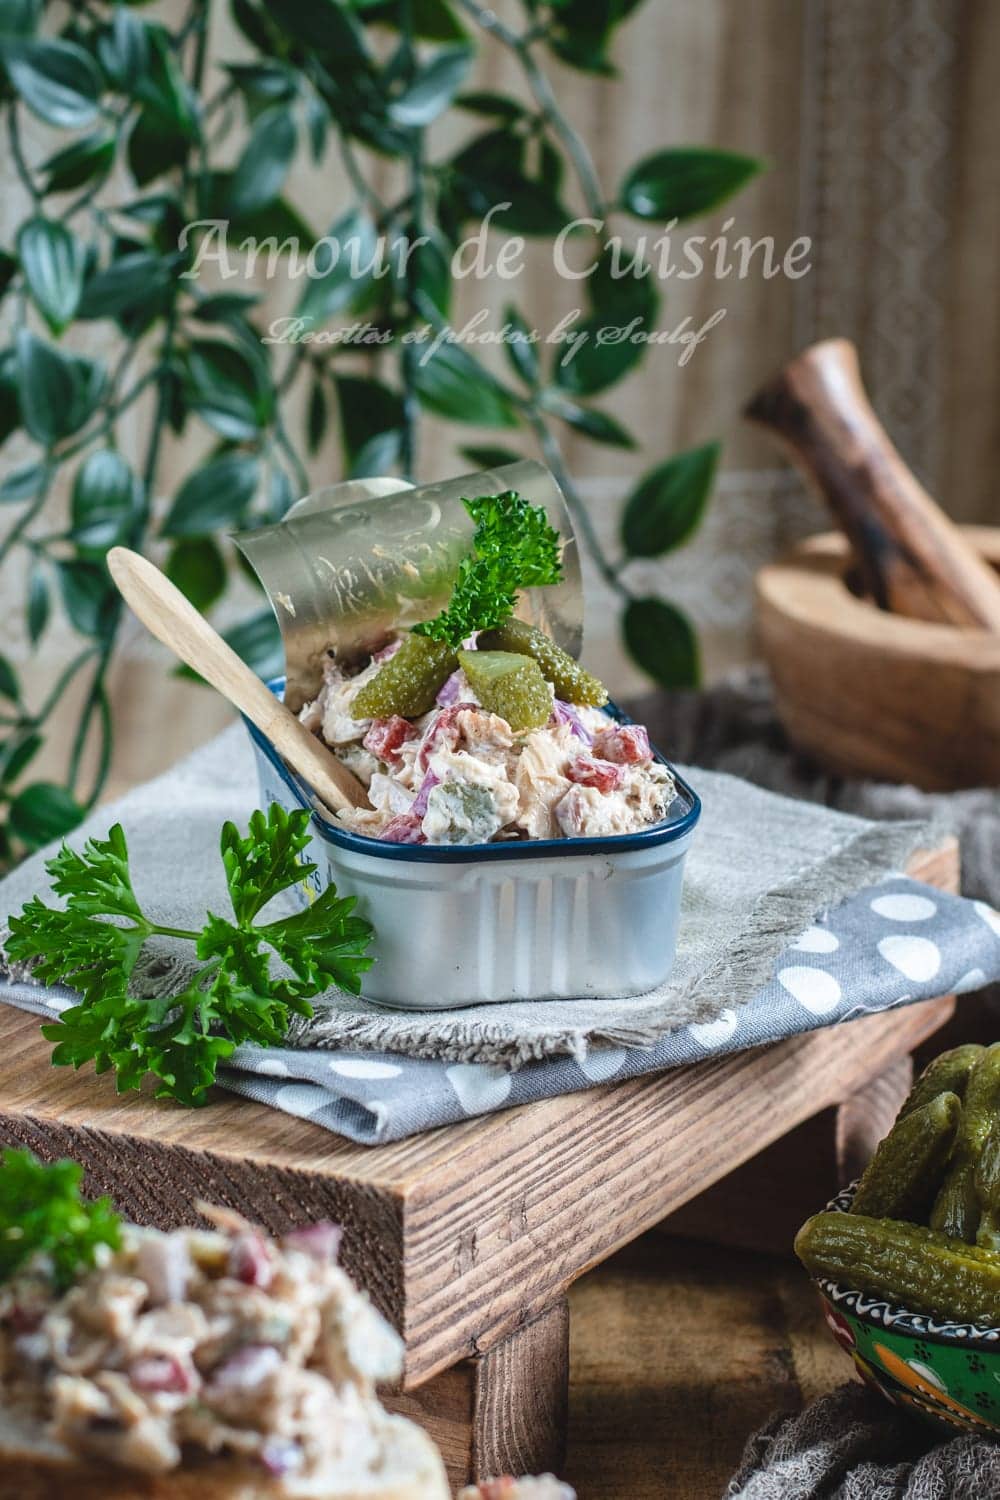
0;0;997;798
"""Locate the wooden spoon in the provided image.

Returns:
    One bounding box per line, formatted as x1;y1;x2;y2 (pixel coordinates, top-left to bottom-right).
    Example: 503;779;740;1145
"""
745;338;1000;631
107;547;370;814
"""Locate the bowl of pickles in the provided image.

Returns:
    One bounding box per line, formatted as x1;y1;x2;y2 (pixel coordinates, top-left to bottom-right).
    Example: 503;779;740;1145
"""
796;1043;1000;1435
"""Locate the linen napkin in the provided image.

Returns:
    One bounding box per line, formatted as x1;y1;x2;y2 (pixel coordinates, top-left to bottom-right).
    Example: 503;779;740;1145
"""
0;722;935;1067
725;1380;1000;1498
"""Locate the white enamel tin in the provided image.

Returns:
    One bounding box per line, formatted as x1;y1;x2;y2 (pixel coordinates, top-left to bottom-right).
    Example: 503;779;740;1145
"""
245;683;700;1010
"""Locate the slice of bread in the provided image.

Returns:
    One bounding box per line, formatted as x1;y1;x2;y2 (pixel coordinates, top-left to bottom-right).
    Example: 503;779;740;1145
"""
0;1407;450;1500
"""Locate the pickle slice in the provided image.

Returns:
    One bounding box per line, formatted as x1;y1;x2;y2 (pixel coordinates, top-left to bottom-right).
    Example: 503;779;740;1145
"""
477;617;608;707
458;650;551;732
351;635;457;720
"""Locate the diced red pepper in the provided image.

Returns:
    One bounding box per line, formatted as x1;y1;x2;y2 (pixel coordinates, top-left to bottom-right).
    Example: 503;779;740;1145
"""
381;812;426;844
592;723;652;765
363;714;417;766
566;755;623;793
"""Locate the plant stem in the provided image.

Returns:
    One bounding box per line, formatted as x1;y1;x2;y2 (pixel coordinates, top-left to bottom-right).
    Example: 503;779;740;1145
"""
7;108;41;206
0;466;52;572
455;0;605;218
527;409;631;601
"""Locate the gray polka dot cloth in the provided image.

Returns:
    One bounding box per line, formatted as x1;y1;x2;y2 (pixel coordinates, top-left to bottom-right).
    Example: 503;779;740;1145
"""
3;874;998;1143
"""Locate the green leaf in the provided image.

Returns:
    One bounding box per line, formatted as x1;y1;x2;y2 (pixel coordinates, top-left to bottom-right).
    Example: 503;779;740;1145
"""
0;1151;120;1291
389;45;471;127
307;375;326;455
622;596;700;689
134;26;196;132
621;147;764;221
553;316;649;397
0;346;19;447
356;0;467;41
17;217;85;334
459;444;524;470
126;108;188;186
449;129;572;236
546;396;636;449
296;207;378;327
26;558;49;643
227;106;297;218
621;442;720;557
165;537;227;612
456;90;524;121
230;0;275;53
3;39;101;128
0;251;16;300
391;227;451;317
184;338;273;441
99;6;152;89
0;462;45;502
57;559;117;638
303;88;329;161
266;464;294;522
0;0;42;40
335;375;403;477
0;730;41;785
502;305;539;388
78;250;171;319
412;338;518;428
16;329;107;445
70;449;141;553
40;131;115;195
9;781;84;848
0;653;19;703
190;291;262;323
161;452;260;538
262;0;365;56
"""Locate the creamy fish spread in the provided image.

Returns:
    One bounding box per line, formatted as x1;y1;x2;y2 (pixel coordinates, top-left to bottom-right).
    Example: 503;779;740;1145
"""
300;641;676;847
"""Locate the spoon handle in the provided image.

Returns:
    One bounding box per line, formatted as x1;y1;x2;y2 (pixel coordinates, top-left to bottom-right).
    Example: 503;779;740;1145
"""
107;547;369;813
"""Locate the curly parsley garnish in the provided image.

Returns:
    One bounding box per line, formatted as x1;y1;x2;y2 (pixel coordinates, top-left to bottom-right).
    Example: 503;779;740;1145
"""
0;1149;121;1290
6;805;374;1107
413;489;563;649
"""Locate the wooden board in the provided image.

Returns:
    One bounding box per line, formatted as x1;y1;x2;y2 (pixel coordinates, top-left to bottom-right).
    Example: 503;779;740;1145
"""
0;839;959;1484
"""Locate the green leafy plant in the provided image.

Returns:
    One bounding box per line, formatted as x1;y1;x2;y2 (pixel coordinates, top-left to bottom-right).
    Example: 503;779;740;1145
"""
6;802;374;1105
0;1147;121;1289
0;0;762;866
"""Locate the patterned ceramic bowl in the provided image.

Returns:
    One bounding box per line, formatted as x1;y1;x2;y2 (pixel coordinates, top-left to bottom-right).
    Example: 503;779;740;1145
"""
813;1183;1000;1436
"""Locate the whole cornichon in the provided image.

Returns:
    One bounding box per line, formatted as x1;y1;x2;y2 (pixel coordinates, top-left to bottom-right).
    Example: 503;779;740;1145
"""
896;1044;985;1121
976;1118;1000;1253
931;1044;1000;1243
796;1211;1000;1326
351;635;458;720
850;1091;961;1222
477;617;608;707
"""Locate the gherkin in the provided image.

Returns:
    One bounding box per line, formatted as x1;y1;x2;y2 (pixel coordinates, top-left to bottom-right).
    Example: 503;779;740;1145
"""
458;650;551;732
477;618;608;707
351;634;457;720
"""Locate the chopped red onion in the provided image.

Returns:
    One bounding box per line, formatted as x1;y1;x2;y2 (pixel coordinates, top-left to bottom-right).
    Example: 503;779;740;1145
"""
130;1354;195;1395
136;1234;191;1306
551;700;592;744
228;1232;273;1289
435;669;464;707
593;723;651;765
372;637;403;664
208;1344;282;1392
282;1222;342;1263
410;768;440;817
260;1437;304;1477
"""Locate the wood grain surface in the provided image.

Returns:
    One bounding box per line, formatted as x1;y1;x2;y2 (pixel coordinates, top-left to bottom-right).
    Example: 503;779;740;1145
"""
745;340;1000;630
756;530;1000;789
0;842;957;1393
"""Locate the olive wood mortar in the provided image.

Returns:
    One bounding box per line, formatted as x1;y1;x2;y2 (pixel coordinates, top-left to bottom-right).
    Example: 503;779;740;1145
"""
756;528;1000;790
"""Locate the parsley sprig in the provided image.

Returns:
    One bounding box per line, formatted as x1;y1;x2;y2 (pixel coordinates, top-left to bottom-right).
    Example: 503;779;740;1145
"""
6;805;374;1107
413;490;564;649
0;1149;121;1290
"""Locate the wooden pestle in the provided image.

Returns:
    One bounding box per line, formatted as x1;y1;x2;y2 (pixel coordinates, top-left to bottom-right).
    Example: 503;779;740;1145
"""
744;338;1000;631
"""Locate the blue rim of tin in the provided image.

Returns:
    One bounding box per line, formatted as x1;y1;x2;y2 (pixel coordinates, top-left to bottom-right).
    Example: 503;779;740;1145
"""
243;676;701;864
